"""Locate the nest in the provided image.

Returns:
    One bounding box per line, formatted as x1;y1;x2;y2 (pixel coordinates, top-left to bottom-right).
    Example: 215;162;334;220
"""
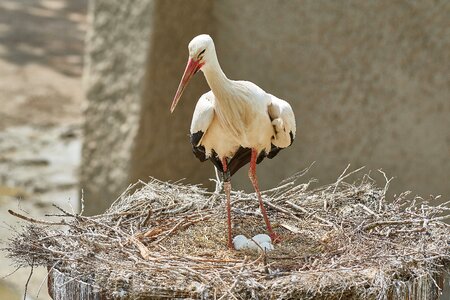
5;167;450;299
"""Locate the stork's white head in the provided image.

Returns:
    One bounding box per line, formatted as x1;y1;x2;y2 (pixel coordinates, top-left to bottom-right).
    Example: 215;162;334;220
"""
188;34;214;63
171;34;215;113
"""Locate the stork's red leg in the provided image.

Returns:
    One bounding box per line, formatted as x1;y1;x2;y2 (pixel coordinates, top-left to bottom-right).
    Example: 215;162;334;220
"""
249;149;281;243
222;158;233;249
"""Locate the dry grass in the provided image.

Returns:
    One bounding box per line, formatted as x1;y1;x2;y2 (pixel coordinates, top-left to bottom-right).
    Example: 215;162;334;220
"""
5;166;450;299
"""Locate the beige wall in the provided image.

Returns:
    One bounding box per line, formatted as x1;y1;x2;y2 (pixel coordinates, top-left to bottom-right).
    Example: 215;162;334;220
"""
129;0;214;186
82;0;450;214
212;0;450;197
81;0;155;214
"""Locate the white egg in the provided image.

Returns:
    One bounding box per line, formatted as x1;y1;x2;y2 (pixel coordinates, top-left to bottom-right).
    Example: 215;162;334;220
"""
258;241;274;251
246;239;260;250
251;234;272;244
232;235;249;250
232;234;274;252
247;234;274;252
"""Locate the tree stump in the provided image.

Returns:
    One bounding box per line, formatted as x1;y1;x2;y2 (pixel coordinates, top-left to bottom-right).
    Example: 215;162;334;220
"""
47;267;447;300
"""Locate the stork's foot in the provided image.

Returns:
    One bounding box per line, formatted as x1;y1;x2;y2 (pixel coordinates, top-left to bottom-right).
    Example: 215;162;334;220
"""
270;232;282;244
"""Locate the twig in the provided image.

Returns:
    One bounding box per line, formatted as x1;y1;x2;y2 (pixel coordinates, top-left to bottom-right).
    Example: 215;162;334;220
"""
363;215;450;231
154;220;185;244
108;181;142;211
354;203;379;217
129;236;151;259
332;165;366;193
266;162;315;198
280;223;301;233
37;261;60;299
8;210;66;225
52;204;76;216
0;266;21;280
286;201;336;227
79;189;85;216
163;202;193;215
263;200;303;222
141;209;152;227
24;259;34;300
181;215;212;228
143;227;164;238
55;273;88;290
378;169;393;212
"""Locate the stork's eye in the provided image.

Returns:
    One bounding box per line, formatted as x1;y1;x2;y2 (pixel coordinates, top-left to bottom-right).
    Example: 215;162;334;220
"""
197;49;206;59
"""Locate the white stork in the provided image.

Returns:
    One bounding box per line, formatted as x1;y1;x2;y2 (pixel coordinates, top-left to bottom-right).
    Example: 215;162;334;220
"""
171;34;296;249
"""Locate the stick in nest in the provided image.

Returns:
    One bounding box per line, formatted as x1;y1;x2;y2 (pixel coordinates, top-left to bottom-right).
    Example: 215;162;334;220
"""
8;210;66;226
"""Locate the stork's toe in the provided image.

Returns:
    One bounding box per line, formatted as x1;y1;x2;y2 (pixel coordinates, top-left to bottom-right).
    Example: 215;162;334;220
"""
270;232;282;244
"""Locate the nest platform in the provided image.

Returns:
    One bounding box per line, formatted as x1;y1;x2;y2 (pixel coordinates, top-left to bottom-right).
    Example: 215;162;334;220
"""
6;168;450;299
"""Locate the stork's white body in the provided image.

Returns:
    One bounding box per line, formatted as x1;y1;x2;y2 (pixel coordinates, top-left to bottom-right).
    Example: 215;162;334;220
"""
171;34;296;248
190;73;296;162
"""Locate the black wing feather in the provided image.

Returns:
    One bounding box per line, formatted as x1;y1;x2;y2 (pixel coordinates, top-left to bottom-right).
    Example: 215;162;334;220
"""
190;131;207;162
227;147;251;176
208;150;223;172
189;130;295;178
225;147;266;176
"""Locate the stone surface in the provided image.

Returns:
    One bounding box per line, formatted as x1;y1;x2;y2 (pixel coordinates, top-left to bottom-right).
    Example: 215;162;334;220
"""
82;0;450;214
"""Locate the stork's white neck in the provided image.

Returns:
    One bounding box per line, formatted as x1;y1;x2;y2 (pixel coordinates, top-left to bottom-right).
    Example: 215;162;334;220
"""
201;48;248;141
201;50;232;101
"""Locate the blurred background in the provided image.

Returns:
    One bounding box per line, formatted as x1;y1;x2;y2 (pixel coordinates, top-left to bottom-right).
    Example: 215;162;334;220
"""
0;0;86;299
0;0;449;299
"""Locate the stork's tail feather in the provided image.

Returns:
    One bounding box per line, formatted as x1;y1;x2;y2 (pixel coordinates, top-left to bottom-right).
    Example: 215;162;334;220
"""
224;147;265;177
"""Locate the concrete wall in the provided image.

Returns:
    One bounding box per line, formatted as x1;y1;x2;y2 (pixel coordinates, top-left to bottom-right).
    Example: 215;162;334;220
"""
81;0;154;214
129;0;214;186
212;0;450;196
82;0;450;214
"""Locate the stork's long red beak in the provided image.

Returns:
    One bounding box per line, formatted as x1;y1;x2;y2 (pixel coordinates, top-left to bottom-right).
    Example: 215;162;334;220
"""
171;58;203;113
